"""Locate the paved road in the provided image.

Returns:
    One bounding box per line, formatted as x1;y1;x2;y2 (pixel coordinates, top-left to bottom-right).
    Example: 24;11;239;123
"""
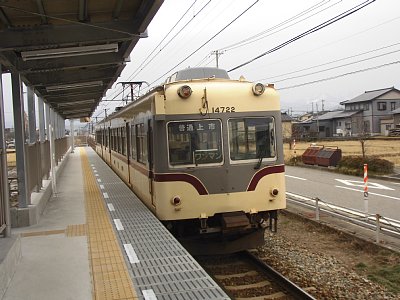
285;166;400;220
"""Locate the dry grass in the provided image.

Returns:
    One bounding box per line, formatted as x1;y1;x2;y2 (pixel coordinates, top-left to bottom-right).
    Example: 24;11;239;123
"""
284;139;400;167
6;151;16;167
5;139;400;167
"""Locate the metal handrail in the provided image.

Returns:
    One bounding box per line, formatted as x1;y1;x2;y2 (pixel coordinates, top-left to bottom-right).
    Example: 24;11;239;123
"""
286;192;400;242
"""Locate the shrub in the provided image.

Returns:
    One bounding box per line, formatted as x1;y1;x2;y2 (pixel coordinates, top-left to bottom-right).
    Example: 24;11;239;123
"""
337;156;394;175
285;156;301;166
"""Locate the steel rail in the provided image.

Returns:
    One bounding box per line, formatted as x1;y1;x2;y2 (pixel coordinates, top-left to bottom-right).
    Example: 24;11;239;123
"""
243;251;317;300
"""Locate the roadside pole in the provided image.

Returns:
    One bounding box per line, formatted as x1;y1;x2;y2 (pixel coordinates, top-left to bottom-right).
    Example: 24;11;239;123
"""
293;139;297;165
364;164;368;214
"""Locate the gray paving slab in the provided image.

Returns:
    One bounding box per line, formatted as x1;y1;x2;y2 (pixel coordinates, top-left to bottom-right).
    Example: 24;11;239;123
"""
3;235;91;300
86;147;230;300
3;151;91;300
12;150;86;234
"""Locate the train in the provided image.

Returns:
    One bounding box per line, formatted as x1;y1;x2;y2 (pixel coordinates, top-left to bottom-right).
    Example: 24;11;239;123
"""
94;67;286;254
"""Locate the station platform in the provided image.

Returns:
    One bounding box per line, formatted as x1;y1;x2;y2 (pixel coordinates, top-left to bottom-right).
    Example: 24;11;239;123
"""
1;147;229;300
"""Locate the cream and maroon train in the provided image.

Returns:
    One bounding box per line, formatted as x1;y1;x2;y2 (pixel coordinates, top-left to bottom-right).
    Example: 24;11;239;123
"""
95;67;286;254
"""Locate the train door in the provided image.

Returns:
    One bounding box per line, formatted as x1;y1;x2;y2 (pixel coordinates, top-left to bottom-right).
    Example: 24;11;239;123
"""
147;119;154;206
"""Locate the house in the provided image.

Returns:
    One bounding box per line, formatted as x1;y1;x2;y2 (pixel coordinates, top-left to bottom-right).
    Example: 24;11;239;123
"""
340;87;400;135
297;112;313;122
388;108;400;136
292;111;338;139
281;112;293;140
291;87;400;139
392;108;400;128
317;110;364;137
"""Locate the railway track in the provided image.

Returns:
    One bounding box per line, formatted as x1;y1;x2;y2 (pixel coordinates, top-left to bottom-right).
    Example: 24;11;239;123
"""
196;251;317;300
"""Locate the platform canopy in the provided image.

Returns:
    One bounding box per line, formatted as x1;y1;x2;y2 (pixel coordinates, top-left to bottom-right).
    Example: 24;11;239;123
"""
0;0;163;119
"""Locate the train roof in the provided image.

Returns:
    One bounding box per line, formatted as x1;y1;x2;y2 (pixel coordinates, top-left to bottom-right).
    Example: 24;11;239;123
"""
165;67;230;83
97;68;271;125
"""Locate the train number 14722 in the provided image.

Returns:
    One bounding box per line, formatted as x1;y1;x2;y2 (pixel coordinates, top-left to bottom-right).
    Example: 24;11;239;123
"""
211;106;236;113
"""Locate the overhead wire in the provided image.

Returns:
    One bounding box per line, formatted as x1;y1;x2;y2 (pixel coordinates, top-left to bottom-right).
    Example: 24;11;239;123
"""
252;15;400;74
125;0;212;82
162;0;236;64
259;43;400;82
273;49;400;83
277;60;400;90
222;0;339;52
192;0;339;68
204;56;216;67
228;0;376;72
92;0;360;115
144;0;260;90
195;53;212;67
97;1;212;113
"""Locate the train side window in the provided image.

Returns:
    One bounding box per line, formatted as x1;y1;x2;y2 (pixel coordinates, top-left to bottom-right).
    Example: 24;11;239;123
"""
96;130;102;144
114;128;118;151
110;129;114;150
109;129;111;149
130;124;136;161
121;127;126;156
167;119;223;167
118;128;122;154
111;129;114;150
136;123;147;164
228;117;276;162
113;128;116;151
105;128;109;148
116;128;119;153
112;128;116;151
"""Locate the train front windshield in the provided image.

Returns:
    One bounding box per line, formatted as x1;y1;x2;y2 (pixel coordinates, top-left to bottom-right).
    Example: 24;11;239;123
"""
228;117;276;162
167;120;223;167
167;117;276;167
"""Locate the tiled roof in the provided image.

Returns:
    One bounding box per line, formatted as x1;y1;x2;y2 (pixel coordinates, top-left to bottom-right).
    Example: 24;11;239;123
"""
340;87;399;104
281;112;294;122
318;110;361;120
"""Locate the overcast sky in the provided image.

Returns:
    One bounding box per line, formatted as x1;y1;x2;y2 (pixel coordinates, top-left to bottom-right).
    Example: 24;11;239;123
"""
2;0;400;127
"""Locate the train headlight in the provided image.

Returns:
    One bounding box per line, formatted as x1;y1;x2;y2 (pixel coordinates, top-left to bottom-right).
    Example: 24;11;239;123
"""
177;85;192;98
270;188;279;197
171;195;182;206
252;83;265;96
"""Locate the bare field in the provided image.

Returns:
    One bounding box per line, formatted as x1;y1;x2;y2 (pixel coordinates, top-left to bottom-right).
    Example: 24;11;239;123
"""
6;151;16;167
284;139;400;167
5;139;400;167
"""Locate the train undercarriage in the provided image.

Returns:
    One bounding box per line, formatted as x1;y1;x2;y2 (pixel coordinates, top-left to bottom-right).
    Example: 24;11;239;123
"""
163;210;278;255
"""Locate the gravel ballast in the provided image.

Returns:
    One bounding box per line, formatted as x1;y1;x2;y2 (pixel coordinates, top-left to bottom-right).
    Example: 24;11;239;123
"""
256;210;399;299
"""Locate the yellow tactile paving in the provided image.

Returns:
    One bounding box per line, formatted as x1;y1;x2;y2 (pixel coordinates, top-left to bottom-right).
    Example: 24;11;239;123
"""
21;224;86;238
20;229;65;237
66;224;87;237
80;148;138;300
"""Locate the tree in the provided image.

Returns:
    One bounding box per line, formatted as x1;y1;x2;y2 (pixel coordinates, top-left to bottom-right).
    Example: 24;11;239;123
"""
351;113;370;159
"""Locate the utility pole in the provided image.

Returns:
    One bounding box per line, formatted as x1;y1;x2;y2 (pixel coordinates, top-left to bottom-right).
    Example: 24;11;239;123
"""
211;50;225;68
321;99;325;111
118;81;149;103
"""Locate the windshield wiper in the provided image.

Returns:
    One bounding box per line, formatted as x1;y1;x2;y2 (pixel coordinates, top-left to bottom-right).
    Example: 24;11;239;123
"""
254;149;266;170
254;156;263;169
